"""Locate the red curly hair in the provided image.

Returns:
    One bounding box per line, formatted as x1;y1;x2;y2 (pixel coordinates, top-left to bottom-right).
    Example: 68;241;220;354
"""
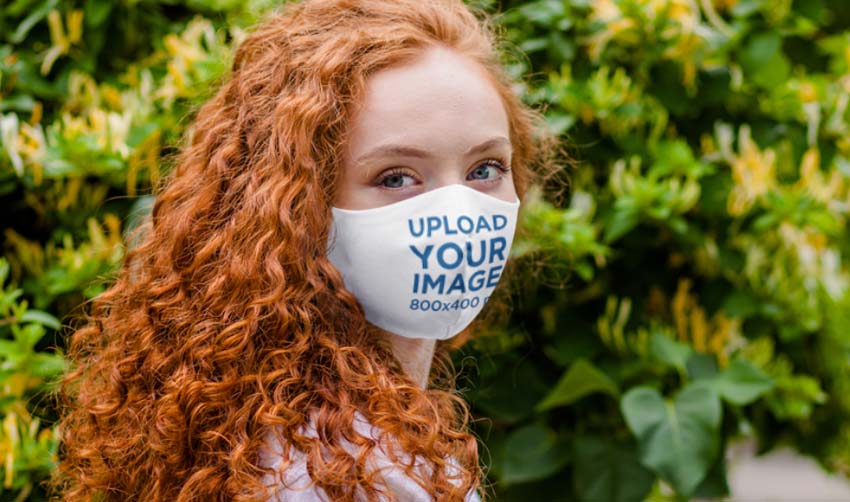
48;0;555;500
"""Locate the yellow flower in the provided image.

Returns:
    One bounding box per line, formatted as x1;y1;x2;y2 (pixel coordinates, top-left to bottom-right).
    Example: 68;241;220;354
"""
41;9;84;75
726;125;777;216
777;222;848;300
795;147;847;204
597;295;633;353
713;0;737;10
663;32;701;89
670;278;738;366
799;81;818;103
591;0;621;22
0;113;47;182
586;0;634;62
664;0;698;26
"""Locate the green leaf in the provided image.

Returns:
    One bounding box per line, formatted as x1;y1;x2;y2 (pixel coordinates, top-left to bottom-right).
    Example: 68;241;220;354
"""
84;0;113;27
573;436;655;502
709;359;774;406
739;32;791;89
621;382;722;496
0;95;36;113
20;310;61;330
473;357;548;424
0;258;10;286
649;331;692;372
543;325;601;367
621;387;667;437
536;358;619;411
722;290;761;318
731;0;765;17
691;451;731;498
520;37;549;53
544;111;576;135
603;203;639;242
496;475;575;502
497;423;570;484
9;0;59;44
12;323;46;351
0;340;19;357
126;122;160;149
517;0;565;25
697;173;732;216
686;353;719;380
29;352;67;378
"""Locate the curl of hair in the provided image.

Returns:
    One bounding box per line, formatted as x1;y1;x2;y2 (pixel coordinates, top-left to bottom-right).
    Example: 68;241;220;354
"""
47;0;562;500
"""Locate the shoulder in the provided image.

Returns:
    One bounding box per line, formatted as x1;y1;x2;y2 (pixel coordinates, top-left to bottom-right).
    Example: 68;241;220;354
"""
258;412;481;502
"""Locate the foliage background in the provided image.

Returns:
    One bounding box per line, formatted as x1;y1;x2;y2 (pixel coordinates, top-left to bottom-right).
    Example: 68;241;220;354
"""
1;0;849;500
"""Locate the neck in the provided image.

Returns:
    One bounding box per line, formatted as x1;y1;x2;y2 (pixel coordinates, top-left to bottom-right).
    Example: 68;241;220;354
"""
381;333;437;389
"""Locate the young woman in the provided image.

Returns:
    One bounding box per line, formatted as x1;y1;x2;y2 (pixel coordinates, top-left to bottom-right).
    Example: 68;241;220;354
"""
49;0;557;500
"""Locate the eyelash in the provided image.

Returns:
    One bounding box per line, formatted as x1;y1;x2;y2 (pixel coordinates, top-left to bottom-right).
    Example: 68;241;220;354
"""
376;167;409;183
473;159;512;181
374;159;512;188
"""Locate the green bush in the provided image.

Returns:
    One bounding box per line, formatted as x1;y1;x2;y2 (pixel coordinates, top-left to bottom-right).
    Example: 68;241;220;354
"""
2;0;849;500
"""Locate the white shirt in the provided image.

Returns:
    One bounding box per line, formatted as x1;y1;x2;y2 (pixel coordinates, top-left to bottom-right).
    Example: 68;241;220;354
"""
258;412;481;501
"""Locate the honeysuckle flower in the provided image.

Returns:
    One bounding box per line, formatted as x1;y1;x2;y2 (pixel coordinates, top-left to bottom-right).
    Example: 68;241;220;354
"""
795;147;847;205
41;9;83;76
724;124;778;216
0;114;24;177
152;17;236;107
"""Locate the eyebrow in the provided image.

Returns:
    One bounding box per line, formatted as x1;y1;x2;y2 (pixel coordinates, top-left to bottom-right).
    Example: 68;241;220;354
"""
354;136;511;165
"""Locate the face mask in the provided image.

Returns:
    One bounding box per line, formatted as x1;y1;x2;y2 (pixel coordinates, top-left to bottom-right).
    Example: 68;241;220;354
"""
326;184;520;340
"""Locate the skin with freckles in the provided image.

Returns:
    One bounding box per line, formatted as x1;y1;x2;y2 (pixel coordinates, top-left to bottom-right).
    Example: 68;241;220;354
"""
334;44;518;388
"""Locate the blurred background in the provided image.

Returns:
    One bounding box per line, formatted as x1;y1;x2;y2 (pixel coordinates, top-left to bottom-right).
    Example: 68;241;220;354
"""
1;0;850;500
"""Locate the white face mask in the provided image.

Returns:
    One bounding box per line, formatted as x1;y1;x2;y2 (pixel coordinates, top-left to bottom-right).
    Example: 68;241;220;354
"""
326;184;520;340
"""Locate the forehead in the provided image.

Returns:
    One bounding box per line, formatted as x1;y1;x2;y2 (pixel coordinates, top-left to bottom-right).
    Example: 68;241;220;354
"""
345;46;510;155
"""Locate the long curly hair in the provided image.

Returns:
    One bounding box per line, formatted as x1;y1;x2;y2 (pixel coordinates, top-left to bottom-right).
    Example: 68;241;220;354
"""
47;0;556;500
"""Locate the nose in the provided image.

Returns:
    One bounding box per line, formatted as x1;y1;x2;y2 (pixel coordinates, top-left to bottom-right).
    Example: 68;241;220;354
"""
428;161;467;190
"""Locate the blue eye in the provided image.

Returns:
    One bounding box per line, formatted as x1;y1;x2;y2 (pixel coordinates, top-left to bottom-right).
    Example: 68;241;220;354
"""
377;168;417;189
468;160;510;182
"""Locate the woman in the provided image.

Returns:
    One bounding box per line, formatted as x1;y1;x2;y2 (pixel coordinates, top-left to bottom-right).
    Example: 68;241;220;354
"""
49;0;557;500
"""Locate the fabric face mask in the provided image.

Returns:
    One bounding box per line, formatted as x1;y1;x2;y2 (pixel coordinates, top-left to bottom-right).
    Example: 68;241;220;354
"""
326;184;520;340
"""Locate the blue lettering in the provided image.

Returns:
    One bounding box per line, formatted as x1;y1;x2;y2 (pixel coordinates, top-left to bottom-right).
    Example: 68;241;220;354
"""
426;216;441;238
465;240;486;267
422;274;446;294
468;270;486;291
437;242;463;269
408;218;425;237
457;216;474;234
442;215;458;235
486;265;503;287
409;244;434;269
489;237;507;263
493;214;507;231
446;274;467;295
475;215;492;233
